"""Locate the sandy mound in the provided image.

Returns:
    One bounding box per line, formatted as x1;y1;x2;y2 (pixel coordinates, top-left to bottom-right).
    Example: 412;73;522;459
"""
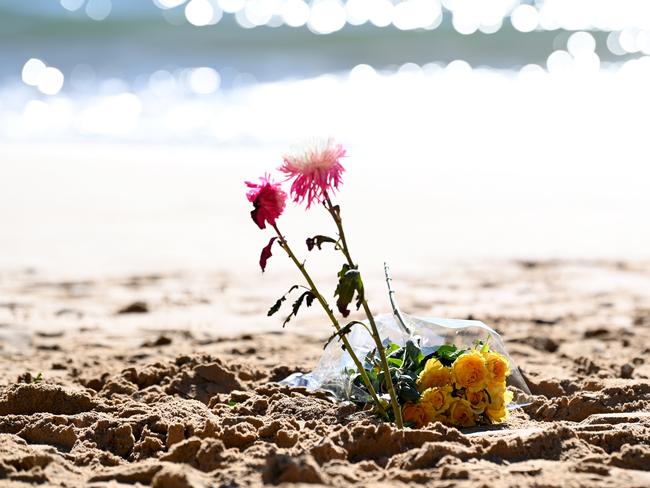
1;260;650;486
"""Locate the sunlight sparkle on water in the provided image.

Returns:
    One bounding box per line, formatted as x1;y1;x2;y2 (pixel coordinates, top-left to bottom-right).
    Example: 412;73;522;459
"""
510;4;539;33
5;55;650;153
133;0;650;35
37;67;65;96
22;58;65;96
567;31;596;57
60;0;85;12
157;0;188;8
188;67;221;94
244;0;277;27
345;0;370;26
185;0;222;26
309;0;346;35
21;58;47;87
282;0;309;27
85;0;112;21
368;0;393;28
392;0;442;31
217;0;245;13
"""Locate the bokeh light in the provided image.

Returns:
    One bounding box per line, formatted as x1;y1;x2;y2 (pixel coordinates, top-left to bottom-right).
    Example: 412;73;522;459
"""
217;0;244;13
21;58;47;87
510;4;539;33
282;0;309;27
368;0;393;28
546;50;573;75
37;67;65;96
85;0;112;21
188;67;221;94
158;0;188;8
567;31;596;57
345;0;370;26
60;0;86;12
309;0;346;35
6;0;650;146
185;0;218;26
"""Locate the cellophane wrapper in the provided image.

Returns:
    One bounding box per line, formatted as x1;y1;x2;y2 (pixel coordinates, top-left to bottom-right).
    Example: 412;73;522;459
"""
281;313;532;408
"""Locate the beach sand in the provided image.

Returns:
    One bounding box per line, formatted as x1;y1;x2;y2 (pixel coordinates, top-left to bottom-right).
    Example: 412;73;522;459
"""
1;259;650;487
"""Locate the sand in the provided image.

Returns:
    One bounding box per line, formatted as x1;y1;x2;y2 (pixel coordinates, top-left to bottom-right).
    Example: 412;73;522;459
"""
1;259;650;487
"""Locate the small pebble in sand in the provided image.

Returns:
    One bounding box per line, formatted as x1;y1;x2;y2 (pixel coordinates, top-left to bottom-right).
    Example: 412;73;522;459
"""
117;301;149;314
620;363;634;379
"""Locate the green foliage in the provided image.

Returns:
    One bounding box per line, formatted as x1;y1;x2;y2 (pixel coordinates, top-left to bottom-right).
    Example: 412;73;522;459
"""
424;344;465;367
349;339;470;406
334;263;364;317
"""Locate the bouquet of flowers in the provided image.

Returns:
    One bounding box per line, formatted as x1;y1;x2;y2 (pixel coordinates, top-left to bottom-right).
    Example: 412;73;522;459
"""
245;138;528;428
355;339;514;428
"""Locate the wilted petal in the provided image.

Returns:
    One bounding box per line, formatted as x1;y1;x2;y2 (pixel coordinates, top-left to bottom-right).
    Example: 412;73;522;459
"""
259;237;277;272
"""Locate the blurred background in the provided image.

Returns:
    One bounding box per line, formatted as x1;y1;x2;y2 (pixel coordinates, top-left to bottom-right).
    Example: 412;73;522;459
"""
1;0;650;279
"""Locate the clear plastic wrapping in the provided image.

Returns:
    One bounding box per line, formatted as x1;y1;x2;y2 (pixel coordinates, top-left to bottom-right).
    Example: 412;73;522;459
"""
281;313;532;409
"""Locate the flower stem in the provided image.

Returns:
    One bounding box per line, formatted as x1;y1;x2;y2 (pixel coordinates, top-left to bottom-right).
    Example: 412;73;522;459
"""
270;223;388;420
384;262;411;335
322;195;404;428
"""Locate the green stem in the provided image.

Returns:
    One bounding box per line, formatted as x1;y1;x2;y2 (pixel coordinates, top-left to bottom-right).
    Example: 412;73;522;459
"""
270;223;388;420
322;195;404;428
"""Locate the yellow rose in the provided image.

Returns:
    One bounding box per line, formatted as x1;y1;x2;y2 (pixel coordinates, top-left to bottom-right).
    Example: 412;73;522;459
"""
486;405;507;423
448;399;476;427
417;358;452;392
487;382;513;408
465;389;488;414
402;402;428;428
485;381;513;423
452;350;488;391
483;351;511;385
420;386;453;420
487;380;505;403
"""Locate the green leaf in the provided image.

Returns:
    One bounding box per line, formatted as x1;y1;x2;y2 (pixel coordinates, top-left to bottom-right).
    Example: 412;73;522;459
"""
282;290;316;327
396;375;420;403
385;342;402;357
405;340;422;363
306;235;338;251
267;285;300;316
387;357;403;368
334;263;364;317
434;344;465;366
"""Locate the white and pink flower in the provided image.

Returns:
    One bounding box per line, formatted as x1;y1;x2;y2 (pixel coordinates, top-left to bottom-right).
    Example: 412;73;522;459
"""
279;137;346;208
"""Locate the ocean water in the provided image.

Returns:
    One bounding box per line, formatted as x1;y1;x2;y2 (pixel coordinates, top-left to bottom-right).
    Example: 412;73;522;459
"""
2;3;650;275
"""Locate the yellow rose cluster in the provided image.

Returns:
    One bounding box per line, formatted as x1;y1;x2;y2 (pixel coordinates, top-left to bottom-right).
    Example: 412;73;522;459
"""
401;348;513;428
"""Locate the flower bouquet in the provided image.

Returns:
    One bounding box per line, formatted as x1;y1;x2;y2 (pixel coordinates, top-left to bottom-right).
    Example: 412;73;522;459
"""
245;138;531;428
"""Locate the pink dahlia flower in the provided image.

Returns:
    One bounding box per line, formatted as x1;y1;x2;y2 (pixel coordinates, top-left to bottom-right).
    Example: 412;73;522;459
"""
279;137;346;208
245;174;287;229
